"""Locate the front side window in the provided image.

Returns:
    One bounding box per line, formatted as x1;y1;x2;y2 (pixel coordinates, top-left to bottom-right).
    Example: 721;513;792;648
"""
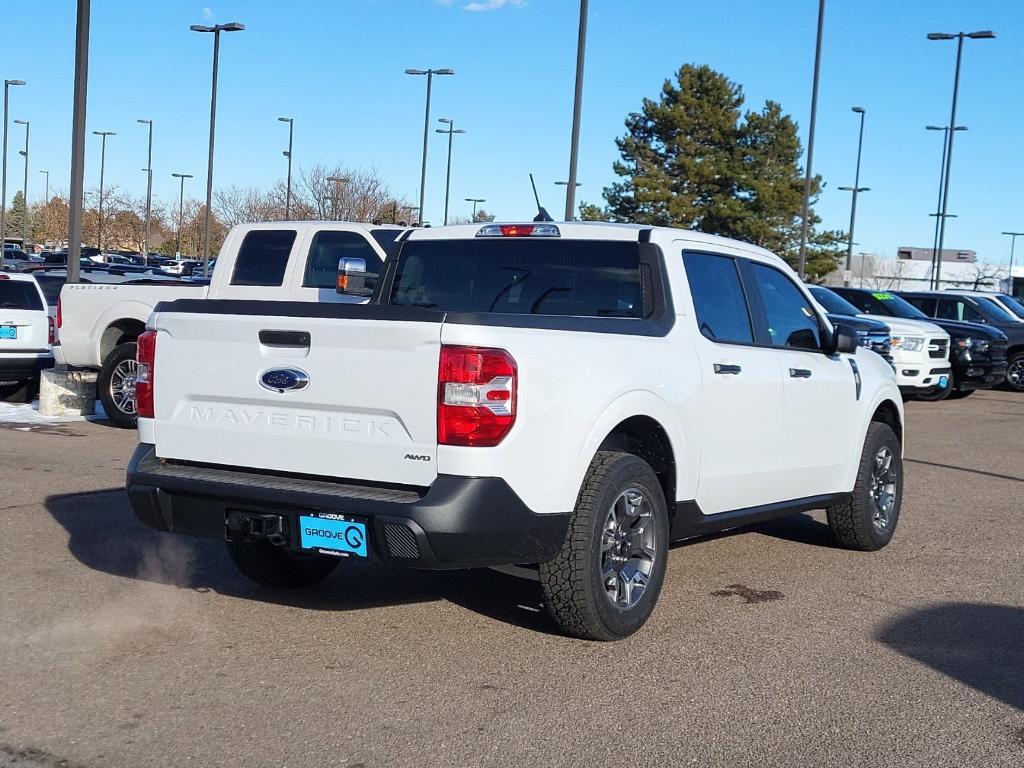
303;231;383;289
937;298;983;323
230;230;297;287
748;263;822;351
903;295;937;316
682;252;753;344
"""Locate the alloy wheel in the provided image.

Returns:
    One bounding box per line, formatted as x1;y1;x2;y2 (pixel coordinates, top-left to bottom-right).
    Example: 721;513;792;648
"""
110;359;138;415
600;488;657;610
869;446;898;531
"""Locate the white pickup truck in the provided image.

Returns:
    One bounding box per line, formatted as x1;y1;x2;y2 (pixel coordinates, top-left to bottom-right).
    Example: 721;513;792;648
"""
126;222;905;640
55;222;402;426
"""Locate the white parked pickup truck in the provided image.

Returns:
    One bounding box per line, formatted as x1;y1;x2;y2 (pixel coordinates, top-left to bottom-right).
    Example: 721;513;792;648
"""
55;222;402;426
127;222;905;640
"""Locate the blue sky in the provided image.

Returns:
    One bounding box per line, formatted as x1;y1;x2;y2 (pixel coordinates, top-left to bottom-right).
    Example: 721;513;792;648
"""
4;0;1023;261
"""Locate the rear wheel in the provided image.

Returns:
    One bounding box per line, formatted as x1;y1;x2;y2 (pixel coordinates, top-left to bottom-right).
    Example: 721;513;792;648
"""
226;539;340;588
0;379;33;404
827;422;902;551
1004;352;1024;392
539;451;669;641
98;342;138;428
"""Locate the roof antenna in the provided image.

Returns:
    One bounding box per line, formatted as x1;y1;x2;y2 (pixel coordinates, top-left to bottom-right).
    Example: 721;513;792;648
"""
530;173;554;222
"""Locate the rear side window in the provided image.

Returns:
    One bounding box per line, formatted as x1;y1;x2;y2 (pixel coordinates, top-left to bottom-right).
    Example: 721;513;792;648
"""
389;239;642;317
748;263;822;351
903;295;937;316
0;281;44;311
682;253;753;344
303;231;383;289
230;230;296;287
32;276;66;306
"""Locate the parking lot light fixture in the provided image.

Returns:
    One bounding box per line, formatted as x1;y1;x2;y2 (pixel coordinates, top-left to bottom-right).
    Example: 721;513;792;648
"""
925;125;967;287
465;197;485;220
13;120;29;247
928;29;996;289
278;117;293;219
564;0;589;222
1002;231;1024;284
171;172;193;258
405;67;454;226
137;119;153;257
91;130;115;252
838;107;868;287
435;118;465;226
325;175;349;221
39;169;49;203
191;20;245;277
1;78;26;266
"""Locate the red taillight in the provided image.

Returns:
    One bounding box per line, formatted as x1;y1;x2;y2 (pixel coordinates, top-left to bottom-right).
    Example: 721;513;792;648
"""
56;297;62;328
136;330;157;419
438;345;516;447
47;316;55;345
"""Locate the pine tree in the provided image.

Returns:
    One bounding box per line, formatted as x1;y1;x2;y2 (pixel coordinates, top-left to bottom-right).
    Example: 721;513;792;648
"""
581;64;844;279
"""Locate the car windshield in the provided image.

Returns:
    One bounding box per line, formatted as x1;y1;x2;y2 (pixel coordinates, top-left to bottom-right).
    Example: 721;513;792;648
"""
975;296;1019;324
807;285;861;316
997;294;1024;319
837;290;930;320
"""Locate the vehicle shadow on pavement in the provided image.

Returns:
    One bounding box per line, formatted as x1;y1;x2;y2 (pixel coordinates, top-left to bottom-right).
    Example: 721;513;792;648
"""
44;488;556;635
876;603;1024;711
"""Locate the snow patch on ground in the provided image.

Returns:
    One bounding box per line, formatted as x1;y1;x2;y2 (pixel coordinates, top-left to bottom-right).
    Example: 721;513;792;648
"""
0;399;107;425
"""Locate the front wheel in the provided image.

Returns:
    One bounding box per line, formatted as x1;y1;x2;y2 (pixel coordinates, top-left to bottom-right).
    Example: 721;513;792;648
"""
913;373;952;402
226;539;340;588
98;342;139;428
827;422;903;551
539;451;670;641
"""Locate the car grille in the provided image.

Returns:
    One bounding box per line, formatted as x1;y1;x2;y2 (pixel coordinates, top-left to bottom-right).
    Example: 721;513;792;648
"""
990;339;1008;362
928;338;949;359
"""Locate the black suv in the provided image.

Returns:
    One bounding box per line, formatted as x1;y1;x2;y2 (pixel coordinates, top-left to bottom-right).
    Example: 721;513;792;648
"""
832;287;1008;399
805;285;891;361
900;291;1024;393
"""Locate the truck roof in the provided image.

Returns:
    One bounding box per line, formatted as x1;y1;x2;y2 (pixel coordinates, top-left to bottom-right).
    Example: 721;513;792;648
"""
231;220;405;233
402;221;786;266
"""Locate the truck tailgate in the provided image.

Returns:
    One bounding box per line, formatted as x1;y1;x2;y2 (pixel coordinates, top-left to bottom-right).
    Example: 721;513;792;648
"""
151;302;442;487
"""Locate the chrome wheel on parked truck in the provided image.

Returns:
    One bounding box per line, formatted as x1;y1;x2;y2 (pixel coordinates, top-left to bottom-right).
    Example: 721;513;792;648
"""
98;342;140;429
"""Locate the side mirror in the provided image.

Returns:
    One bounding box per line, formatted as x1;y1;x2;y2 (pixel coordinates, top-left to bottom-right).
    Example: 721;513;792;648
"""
830;323;859;355
336;256;369;295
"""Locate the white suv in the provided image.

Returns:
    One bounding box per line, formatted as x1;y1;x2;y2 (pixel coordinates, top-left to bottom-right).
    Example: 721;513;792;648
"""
0;273;54;400
127;222;905;640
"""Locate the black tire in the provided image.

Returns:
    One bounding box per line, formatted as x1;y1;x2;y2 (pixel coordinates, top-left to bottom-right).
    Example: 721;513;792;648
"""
0;379;33;403
98;341;138;428
913;373;952;402
826;422;902;551
1002;352;1024;392
539;451;670;641
226;539;340;588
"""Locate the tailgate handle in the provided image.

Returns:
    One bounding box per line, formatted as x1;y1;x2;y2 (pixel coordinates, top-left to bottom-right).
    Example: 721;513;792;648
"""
259;329;311;348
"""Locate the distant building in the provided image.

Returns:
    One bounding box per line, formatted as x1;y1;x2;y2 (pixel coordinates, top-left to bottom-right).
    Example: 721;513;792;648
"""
897;246;976;263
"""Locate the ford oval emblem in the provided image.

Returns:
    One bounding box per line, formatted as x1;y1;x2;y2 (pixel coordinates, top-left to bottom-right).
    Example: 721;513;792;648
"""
259;368;310;393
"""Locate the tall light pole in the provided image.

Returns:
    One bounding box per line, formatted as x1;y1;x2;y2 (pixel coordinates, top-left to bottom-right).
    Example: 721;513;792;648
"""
137;118;153;256
39;170;49;204
171;172;193;257
325;175;349;221
1;78;26;264
465;197;485;221
278;116;293;219
838;107;868;287
1002;231;1024;295
796;0;826;279
564;0;589;222
68;0;89;282
13;119;29;247
435;118;465;226
405;67;454;226
928;29;996;290
925;124;967;288
191;21;245;277
92;130;114;252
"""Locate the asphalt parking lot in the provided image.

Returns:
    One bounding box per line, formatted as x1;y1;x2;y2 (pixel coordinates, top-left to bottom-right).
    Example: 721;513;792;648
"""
2;392;1023;768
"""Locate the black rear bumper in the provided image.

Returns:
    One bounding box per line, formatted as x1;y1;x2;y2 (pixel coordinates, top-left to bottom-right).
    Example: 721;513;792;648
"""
125;444;569;569
0;353;53;383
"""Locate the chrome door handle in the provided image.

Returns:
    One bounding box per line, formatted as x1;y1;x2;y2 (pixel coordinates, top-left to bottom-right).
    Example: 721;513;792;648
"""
713;363;742;375
789;368;812;378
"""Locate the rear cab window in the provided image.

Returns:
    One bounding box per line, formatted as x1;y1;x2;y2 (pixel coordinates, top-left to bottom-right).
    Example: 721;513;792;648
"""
0;280;45;311
230;230;297;287
388;239;643;318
